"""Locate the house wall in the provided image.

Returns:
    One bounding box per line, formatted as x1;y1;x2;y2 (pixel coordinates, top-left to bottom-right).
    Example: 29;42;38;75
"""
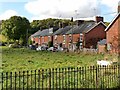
106;17;119;53
34;37;39;44
53;35;64;47
98;44;106;53
85;24;106;48
65;34;82;50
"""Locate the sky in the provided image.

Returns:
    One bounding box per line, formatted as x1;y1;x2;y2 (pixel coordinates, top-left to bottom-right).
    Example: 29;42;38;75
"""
0;0;120;22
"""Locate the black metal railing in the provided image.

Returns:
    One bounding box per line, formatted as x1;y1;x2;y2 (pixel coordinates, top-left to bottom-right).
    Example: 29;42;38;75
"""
1;65;120;89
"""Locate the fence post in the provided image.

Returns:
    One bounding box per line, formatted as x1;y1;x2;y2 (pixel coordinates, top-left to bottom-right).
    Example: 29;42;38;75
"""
15;72;17;90
49;68;51;89
118;63;120;88
96;65;98;89
23;71;25;90
35;70;36;89
42;69;44;90
10;72;12;90
1;72;3;90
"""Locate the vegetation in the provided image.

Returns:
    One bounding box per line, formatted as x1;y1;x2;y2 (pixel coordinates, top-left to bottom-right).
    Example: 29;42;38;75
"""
30;18;72;34
2;46;117;72
0;35;7;42
1;16;30;45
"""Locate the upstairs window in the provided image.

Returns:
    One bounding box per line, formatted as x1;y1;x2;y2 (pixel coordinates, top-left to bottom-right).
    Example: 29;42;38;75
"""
48;36;51;41
80;33;83;41
63;35;66;42
54;35;57;40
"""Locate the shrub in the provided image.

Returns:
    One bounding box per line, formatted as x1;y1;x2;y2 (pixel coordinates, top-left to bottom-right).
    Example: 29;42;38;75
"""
48;41;53;47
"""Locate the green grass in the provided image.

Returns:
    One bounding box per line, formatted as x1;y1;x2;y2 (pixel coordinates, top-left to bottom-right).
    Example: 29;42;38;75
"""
1;46;118;72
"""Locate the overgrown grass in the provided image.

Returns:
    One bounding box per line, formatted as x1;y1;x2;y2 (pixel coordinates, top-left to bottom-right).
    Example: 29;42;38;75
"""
1;46;118;72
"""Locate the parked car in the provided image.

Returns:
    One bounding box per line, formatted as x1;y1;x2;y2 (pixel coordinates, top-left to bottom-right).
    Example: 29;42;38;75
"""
47;47;58;52
29;44;36;50
36;45;48;51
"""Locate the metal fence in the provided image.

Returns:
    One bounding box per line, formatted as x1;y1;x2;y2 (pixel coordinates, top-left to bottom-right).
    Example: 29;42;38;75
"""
1;65;120;89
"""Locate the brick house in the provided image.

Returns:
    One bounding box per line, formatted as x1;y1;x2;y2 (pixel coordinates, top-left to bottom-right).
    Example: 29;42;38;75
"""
30;30;41;43
31;16;106;51
31;27;58;46
52;26;72;48
66;18;106;51
105;2;120;53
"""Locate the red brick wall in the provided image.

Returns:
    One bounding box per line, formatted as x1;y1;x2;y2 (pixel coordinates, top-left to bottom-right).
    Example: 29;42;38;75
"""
106;17;119;53
53;35;64;47
65;34;81;49
98;44;106;53
73;34;80;43
34;37;39;44
85;23;106;48
33;36;52;46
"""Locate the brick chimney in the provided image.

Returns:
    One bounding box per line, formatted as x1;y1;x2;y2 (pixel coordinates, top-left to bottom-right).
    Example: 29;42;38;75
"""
95;16;103;23
118;1;120;13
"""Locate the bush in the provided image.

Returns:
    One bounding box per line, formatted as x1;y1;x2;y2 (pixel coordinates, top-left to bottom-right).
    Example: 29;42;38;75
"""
48;41;53;47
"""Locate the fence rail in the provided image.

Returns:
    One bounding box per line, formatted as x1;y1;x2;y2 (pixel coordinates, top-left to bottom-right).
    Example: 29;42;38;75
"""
1;65;120;89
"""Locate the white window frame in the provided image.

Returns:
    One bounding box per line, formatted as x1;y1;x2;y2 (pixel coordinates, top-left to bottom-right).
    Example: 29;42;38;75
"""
48;36;51;41
80;33;83;41
80;42;83;49
54;35;57;40
63;35;66;43
38;36;40;44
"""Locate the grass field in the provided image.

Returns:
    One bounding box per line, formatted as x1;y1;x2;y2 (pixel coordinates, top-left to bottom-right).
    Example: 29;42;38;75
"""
1;46;118;72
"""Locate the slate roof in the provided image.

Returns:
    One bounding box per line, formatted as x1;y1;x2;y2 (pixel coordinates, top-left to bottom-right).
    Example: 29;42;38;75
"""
31;30;41;37
39;29;51;36
52;26;72;35
31;27;59;37
66;21;96;34
66;21;106;34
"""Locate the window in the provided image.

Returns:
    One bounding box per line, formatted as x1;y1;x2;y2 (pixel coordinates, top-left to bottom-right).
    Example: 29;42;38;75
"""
38;36;40;44
63;35;66;43
48;36;51;41
80;33;83;41
80;42;83;49
54;35;57;40
69;34;72;42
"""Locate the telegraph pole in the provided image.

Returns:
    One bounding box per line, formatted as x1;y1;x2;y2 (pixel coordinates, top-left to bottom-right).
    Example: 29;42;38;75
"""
26;29;28;48
71;17;73;51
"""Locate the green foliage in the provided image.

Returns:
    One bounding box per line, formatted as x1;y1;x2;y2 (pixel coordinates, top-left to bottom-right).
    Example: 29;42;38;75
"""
105;22;110;26
48;41;53;47
1;16;30;45
28;38;32;45
30;18;72;34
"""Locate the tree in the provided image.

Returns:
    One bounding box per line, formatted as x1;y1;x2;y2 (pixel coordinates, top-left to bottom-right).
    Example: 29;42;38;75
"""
30;18;72;34
1;20;13;42
1;16;30;45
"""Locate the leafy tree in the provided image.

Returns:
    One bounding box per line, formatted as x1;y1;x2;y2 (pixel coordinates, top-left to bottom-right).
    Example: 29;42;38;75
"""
105;22;110;26
30;18;72;34
1;16;30;45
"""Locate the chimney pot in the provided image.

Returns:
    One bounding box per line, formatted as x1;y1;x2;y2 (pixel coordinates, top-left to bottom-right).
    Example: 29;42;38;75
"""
96;16;103;23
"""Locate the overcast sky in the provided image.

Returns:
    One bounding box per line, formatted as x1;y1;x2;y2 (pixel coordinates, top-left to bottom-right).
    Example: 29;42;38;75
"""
0;0;120;22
